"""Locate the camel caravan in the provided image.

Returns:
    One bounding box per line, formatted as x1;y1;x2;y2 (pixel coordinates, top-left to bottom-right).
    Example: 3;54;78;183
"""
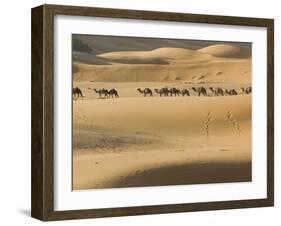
73;86;252;99
89;88;119;98
139;86;251;97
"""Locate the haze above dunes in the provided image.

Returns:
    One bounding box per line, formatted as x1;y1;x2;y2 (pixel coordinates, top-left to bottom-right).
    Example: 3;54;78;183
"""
73;34;251;55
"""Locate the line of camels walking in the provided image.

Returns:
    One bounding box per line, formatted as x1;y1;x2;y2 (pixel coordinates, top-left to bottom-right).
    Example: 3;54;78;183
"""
137;87;251;97
73;86;252;99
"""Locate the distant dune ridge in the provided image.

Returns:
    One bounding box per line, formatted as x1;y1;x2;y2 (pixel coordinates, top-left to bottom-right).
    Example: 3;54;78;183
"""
98;47;213;60
198;44;251;58
73;44;251;84
73;34;251;55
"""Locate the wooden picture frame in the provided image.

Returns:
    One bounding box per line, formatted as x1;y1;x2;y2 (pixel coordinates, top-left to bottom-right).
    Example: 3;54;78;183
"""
31;4;274;221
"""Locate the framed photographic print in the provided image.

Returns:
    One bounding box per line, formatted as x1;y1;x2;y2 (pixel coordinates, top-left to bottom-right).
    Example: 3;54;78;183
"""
31;4;274;221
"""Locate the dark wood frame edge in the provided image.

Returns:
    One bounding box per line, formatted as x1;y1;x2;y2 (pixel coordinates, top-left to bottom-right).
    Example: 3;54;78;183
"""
32;5;44;220
31;4;274;221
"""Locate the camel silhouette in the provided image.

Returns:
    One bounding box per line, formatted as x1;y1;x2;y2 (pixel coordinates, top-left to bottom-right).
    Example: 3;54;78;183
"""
192;87;207;96
209;87;224;96
162;88;170;96
169;88;181;96
225;89;238;95
94;88;108;98
154;88;169;96
72;87;83;98
108;89;119;98
241;87;252;94
181;89;190;96
137;88;153;97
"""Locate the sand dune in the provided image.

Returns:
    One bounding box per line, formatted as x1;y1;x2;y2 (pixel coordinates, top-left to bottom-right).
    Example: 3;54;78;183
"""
198;44;251;58
73;45;251;83
73;51;112;65
73;95;251;189
74;44;250;66
74;95;251;136
73;148;251;189
98;47;214;63
73;57;251;83
72;39;252;190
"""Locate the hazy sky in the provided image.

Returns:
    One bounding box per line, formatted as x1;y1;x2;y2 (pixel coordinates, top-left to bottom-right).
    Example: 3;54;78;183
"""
73;34;252;55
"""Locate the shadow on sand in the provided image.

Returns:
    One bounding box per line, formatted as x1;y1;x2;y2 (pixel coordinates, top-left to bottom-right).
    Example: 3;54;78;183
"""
108;161;252;189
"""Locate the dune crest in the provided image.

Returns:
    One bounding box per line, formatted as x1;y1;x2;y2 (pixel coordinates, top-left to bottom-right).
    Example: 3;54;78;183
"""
98;47;214;64
198;44;251;58
147;47;212;59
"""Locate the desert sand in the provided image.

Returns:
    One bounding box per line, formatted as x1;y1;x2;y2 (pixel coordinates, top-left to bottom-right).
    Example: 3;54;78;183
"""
72;43;252;190
74;46;251;84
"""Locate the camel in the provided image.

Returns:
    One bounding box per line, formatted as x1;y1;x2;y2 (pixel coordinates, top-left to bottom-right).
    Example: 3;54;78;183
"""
181;89;190;96
72;87;83;98
107;89;119;98
93;88;103;98
154;88;164;97
248;87;252;94
248;87;252;93
225;89;238;95
192;87;207;96
162;88;170;96
209;87;215;96
154;89;162;96
169;88;181;96
209;87;224;96
94;88;108;98
241;87;252;94
137;88;153;97
154;88;170;97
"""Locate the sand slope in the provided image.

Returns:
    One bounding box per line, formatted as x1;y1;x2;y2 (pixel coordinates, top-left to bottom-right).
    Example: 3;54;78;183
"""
98;47;214;64
198;44;251;58
73;58;251;84
73;95;251;189
74;95;250;136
